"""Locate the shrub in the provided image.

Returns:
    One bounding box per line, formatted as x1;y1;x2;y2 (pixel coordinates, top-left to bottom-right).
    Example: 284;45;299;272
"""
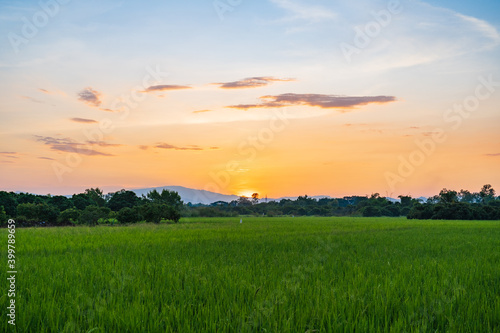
117;207;140;224
57;208;81;225
78;206;110;226
362;206;382;217
17;203;59;224
0;206;7;226
140;203;180;223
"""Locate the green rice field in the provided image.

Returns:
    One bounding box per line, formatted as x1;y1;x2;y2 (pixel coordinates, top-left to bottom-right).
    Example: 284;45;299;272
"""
2;217;500;332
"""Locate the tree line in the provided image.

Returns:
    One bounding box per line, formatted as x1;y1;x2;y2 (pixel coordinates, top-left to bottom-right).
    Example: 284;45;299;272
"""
0;188;182;227
184;185;500;220
0;184;498;226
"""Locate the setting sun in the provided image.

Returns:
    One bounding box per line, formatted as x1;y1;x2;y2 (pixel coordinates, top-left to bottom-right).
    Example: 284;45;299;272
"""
237;191;258;199
0;0;498;199
1;1;500;331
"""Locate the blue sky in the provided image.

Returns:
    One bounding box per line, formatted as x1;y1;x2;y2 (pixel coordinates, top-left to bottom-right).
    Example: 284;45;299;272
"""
425;0;500;25
0;0;499;197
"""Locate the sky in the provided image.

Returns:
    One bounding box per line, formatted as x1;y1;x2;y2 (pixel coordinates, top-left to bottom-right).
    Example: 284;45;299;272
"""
0;0;499;198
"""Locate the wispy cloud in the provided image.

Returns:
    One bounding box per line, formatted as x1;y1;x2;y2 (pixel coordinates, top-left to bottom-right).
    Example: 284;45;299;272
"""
456;13;500;47
485;153;500;157
35;136;115;156
344;123;369;127
77;87;102;107
143;142;220;151
270;0;336;22
21;96;45;104
39;88;65;96
87;140;123;147
141;85;191;93
422;131;441;137
349;3;500;71
155;143;203;151
0;152;19;159
38;157;55;160
192;109;212;114
70;117;98;124
228;93;396;110
214;77;295;89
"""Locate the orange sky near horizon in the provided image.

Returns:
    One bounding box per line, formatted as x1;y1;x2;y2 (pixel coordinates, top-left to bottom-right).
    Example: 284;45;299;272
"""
0;0;499;199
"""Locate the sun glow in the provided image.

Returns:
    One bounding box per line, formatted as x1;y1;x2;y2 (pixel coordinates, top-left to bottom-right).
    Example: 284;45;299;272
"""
238;191;257;198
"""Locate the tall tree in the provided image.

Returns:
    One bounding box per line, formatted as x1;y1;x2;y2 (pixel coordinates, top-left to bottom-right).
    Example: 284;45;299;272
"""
85;188;106;207
49;195;74;211
251;193;259;205
107;190;140;211
438;189;458;204
458;190;475;203
78;205;110;226
145;189;183;210
71;193;93;210
237;196;252;207
0;191;17;217
480;184;496;204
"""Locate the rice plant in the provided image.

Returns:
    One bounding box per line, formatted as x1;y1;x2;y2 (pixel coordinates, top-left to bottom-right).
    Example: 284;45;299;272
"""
1;217;499;332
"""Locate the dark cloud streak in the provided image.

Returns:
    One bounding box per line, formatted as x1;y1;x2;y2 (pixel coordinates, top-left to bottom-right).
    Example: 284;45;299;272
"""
155;142;203;151
214;77;295;89
0;152;19;159
35;136;116;157
77;87;102;107
228;93;396;110
142;85;191;93
70;118;98;124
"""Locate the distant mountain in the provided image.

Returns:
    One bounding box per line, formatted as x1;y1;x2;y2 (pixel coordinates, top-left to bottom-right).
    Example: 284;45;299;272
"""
385;197;400;203
128;186;335;205
264;195;332;202
129;186;240;205
12;186;428;205
121;186;427;205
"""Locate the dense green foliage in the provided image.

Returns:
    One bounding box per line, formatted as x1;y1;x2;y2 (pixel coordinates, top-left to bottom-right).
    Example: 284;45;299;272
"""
0;188;182;226
186;185;500;220
1;217;499;332
407;186;500;220
0;185;498;226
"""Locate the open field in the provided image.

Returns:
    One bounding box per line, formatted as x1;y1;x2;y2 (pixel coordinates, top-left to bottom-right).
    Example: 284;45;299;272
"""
2;217;500;332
